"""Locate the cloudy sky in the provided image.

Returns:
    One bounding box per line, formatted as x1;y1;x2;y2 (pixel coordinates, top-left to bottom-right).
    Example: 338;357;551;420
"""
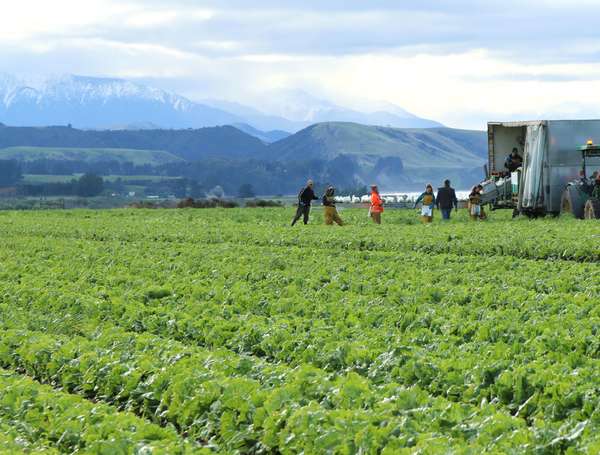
3;0;600;128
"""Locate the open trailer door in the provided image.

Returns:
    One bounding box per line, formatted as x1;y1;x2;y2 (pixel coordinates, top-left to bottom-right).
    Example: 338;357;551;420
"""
518;123;547;213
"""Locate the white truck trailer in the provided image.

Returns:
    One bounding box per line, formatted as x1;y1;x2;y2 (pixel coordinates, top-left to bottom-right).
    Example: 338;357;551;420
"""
482;119;600;218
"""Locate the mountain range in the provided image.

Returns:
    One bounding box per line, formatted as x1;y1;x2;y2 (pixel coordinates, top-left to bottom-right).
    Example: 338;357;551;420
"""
0;74;443;135
0;121;486;191
0;73;486;192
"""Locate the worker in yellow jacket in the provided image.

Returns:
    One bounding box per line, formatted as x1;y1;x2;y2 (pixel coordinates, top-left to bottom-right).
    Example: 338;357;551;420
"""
322;186;343;225
414;184;436;223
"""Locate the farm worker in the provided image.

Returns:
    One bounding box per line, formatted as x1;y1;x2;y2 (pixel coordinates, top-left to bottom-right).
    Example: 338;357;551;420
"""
414;184;436;223
436;179;458;220
476;184;487;220
468;185;483;220
291;179;319;226
322;186;343;226
505;148;523;173
593;171;600;199
369;184;384;224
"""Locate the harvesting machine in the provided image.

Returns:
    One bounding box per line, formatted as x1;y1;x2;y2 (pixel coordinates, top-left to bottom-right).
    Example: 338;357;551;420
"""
479;120;600;219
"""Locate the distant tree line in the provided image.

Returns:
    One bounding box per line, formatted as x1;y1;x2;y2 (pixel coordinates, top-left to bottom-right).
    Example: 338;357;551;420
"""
18;173;104;197
0;160;22;186
1;155;368;196
1;153;431;198
21;159;158;176
105;178;205;199
155;155;366;195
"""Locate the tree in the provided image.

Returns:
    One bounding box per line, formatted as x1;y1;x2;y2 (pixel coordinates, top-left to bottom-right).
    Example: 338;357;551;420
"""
238;183;256;198
0;160;22;186
188;180;206;198
76;173;104;197
208;185;225;198
325;155;358;187
338;183;368;196
171;178;188;198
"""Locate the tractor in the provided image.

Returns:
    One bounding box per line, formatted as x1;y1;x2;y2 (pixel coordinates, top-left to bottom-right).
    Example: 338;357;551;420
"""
560;140;600;219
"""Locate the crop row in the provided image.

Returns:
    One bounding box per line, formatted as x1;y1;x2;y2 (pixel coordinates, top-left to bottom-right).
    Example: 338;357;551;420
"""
0;369;197;454
1;235;597;297
1;270;599;450
1;209;598;453
0;208;598;261
0;419;59;454
2;326;598;454
1;239;599;418
3;277;599;438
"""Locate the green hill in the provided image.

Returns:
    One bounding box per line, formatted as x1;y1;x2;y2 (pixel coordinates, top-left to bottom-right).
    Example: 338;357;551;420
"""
268;122;486;168
0;123;488;192
0;125;268;161
0;146;183;166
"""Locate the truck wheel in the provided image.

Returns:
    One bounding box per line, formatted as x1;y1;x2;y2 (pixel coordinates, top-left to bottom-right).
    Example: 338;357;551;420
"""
560;186;585;219
584;198;600;219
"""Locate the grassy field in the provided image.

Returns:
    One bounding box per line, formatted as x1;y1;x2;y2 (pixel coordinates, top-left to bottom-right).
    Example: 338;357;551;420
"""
0;146;182;165
0;208;598;453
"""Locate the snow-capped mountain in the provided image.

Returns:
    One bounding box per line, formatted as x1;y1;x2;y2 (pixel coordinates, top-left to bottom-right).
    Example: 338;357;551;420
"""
0;74;443;131
203;91;443;130
251;89;443;128
199;98;301;132
0;74;243;129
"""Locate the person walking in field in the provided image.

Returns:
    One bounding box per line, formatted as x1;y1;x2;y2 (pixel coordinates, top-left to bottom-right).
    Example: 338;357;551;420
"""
436;179;458;220
291;179;319;226
414;184;436;223
468;185;482;220
476;184;488;220
322;186;343;226
369;184;384;224
593;171;600;199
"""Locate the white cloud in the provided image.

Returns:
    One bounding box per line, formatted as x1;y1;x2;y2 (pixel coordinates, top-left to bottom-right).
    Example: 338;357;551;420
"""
0;0;133;40
124;8;215;27
2;0;600;128
125;10;180;28
194;40;241;51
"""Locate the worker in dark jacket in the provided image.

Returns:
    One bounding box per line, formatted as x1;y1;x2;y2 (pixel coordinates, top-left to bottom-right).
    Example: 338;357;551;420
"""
436;179;458;220
592;171;600;199
505;148;523;173
291;179;319;226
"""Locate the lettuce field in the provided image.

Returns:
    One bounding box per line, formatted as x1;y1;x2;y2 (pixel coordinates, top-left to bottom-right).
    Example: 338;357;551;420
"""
0;207;599;454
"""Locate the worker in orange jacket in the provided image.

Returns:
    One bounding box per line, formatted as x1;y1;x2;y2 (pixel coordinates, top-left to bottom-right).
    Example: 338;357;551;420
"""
370;184;384;224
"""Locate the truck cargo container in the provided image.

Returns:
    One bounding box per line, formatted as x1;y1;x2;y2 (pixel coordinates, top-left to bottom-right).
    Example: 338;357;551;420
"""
482;119;600;217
